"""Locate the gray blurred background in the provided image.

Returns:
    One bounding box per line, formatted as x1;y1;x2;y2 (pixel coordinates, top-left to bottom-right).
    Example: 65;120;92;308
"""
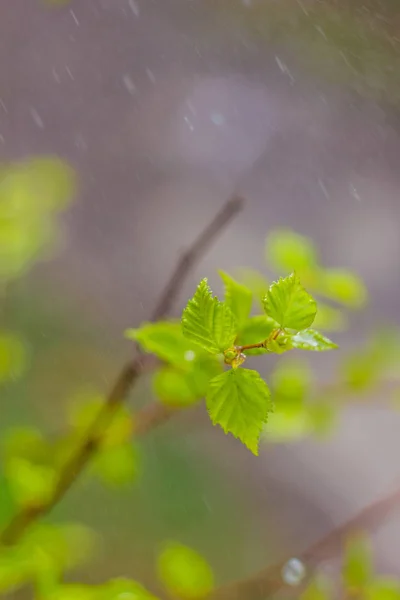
1;0;400;592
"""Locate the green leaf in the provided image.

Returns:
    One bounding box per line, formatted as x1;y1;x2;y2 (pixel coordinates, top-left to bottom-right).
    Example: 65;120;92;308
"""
265;331;293;354
0;548;33;593
263;359;311;442
100;578;159;600
263;405;312;442
44;585;96;600
206;369;272;455
157;541;214;599
125;321;201;367
271;358;311;402
0;156;76;213
235;315;277;355
342;533;373;590
343;329;400;392
2;427;48;464
67;390;132;448
6;458;57;508
266;229;318;272
301;576;332;600
312;303;347;332
92;443;139;487
291;329;337;351
308;402;337;437
263;273;317;330
365;578;400;600
21;522;98;572
219;270;252;328
182;279;237;354
320;269;367;308
0;332;28;383
342;353;378;391
153;357;222;407
234;268;269;305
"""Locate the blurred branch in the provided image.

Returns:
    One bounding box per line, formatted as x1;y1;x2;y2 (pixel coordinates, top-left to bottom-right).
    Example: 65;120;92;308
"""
0;195;244;546
207;484;400;600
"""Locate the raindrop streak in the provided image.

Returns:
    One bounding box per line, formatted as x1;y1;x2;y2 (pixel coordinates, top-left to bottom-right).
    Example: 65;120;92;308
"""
122;74;136;95
281;558;306;586
315;25;328;41
146;68;156;84
275;56;295;83
318;178;330;200
128;0;140;17
52;68;61;83
350;184;361;202
184;116;194;132
65;66;75;80
70;9;80;26
30;107;44;129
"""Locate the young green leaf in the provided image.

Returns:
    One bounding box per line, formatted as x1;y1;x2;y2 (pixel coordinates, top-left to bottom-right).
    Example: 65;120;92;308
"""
92;443;139;488
263;359;311;442
263;273;317;330
235;315;277;355
206;369;272;455
365;577;400;600
342;533;373;590
125;321;201;367
182;279;237;354
67;391;132;448
100;579;159;600
319;269;367;308
312;302;347;332
219;270;252;328
291;330;337;351
265;332;293;354
20;522;98;572
157;541;214;600
301;576;332;600
42;585;96;600
0;332;28;383
153;357;222;407
266;229;318;273
6;458;57;508
234;268;269;304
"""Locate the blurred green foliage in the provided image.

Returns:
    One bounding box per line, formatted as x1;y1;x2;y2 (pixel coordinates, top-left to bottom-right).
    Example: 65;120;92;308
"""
0;152;399;599
0;156;75;282
303;533;400;600
0;332;27;383
157;541;214;599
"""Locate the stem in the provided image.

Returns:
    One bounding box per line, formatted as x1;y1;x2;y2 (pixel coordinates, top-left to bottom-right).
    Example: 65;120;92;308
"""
0;195;243;547
238;329;282;352
238;342;266;352
207;482;400;600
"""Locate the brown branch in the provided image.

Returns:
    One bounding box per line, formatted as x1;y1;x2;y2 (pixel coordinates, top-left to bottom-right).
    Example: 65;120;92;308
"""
0;195;243;546
151;195;244;321
207;484;400;600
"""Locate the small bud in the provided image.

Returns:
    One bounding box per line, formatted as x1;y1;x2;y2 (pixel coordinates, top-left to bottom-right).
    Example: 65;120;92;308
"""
232;353;246;369
223;347;239;365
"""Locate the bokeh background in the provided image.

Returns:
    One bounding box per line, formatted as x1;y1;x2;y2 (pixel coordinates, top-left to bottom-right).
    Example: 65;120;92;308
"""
1;0;400;594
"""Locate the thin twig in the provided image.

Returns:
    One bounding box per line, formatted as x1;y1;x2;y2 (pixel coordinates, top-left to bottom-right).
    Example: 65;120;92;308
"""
207;484;400;600
0;196;243;546
151;195;244;320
